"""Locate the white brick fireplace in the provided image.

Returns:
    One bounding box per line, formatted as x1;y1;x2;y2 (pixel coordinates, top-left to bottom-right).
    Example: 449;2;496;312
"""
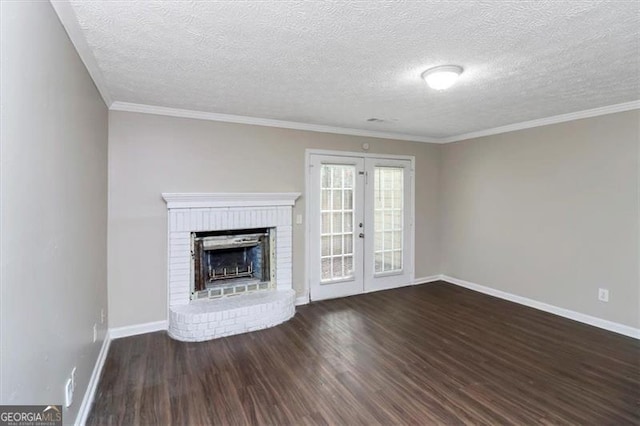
162;192;300;342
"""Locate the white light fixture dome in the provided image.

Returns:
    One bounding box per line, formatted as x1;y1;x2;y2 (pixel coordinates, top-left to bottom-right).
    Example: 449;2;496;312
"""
421;65;463;90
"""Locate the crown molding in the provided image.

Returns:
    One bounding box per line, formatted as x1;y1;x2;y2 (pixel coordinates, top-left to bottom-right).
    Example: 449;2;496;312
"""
110;101;440;143
440;100;640;143
50;0;113;107
111;100;639;144
162;192;301;209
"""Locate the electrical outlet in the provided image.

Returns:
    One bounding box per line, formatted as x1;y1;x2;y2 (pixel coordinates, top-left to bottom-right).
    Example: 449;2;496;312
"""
92;323;97;343
100;308;105;324
64;378;73;407
598;288;609;302
296;214;303;225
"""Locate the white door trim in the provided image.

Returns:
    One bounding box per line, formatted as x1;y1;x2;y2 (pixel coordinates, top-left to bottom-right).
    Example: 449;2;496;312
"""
304;149;416;303
306;149;417;161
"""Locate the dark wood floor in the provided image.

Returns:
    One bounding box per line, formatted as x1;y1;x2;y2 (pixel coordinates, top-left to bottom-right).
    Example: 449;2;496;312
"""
88;282;639;425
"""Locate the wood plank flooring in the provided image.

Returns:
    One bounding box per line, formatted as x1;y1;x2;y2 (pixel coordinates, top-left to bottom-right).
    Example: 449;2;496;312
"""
88;282;640;425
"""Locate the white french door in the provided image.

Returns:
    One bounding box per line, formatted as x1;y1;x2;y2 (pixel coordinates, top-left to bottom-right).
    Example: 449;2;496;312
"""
309;155;365;300
308;152;414;301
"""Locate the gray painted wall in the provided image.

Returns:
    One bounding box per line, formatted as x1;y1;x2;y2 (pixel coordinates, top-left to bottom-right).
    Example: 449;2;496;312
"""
441;111;640;328
108;109;639;331
108;111;441;327
0;1;109;421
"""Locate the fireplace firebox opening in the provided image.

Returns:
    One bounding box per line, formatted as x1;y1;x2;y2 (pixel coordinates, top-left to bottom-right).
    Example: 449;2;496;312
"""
191;228;275;300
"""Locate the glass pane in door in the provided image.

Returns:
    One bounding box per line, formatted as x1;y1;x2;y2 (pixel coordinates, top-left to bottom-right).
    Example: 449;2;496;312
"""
374;167;403;273
320;165;355;281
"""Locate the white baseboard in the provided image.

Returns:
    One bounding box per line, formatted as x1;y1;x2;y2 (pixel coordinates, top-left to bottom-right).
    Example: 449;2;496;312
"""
109;320;168;339
295;295;309;306
413;275;442;285
75;332;111;426
440;275;640;340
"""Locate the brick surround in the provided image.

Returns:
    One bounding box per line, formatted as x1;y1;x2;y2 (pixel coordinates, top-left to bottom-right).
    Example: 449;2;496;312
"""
163;193;300;341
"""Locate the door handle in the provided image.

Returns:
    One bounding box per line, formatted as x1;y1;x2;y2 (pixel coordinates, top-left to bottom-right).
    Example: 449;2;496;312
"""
358;233;365;238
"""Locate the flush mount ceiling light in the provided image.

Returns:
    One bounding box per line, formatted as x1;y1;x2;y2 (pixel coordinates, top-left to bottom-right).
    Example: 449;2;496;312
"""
421;65;463;90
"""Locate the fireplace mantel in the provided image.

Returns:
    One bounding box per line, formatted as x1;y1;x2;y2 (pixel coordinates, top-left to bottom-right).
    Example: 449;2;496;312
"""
162;192;301;209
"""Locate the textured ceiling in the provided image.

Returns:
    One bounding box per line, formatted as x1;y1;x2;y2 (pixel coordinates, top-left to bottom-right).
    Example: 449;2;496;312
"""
66;0;639;139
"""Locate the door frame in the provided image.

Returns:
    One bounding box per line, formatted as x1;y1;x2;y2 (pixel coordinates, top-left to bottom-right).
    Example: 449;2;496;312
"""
304;149;416;303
